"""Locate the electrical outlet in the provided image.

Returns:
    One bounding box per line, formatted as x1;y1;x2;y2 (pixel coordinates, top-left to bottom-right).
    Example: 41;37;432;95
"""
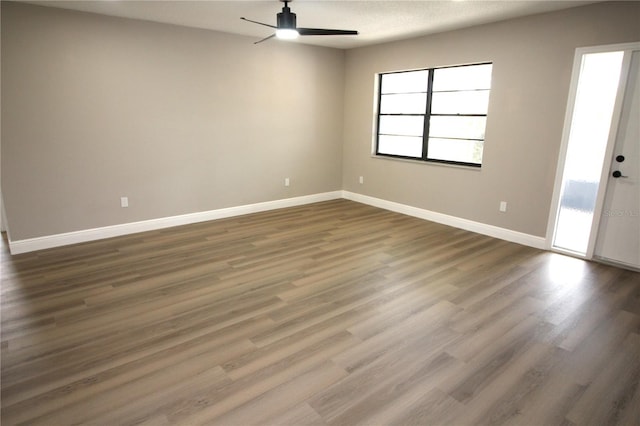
499;201;507;212
284;178;290;187
359;176;364;184
121;197;129;208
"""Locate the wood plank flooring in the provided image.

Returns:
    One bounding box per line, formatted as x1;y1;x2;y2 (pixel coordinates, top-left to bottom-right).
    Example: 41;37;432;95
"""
1;199;639;425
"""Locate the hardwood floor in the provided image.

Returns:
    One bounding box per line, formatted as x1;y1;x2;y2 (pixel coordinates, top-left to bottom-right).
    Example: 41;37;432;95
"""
1;199;639;425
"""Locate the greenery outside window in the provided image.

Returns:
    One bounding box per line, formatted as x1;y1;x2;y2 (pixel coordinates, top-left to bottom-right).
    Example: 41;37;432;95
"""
376;62;492;167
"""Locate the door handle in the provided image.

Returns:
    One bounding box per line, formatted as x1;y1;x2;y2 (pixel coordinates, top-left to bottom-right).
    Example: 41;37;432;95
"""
612;170;628;178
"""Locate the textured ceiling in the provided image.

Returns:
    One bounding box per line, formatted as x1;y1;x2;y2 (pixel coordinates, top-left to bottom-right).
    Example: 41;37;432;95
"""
21;0;601;49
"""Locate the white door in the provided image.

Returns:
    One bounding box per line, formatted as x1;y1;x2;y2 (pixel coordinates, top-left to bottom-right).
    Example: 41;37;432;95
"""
595;50;640;269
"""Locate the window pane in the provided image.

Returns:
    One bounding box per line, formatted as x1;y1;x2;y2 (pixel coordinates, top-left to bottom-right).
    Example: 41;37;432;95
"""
431;90;490;115
381;70;429;94
379;115;424;137
428;138;483;164
433;64;493;91
429;116;486;140
378;135;423;158
380;93;427;114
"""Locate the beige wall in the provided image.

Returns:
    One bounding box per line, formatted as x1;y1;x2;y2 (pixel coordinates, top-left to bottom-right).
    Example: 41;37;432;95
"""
342;1;640;237
1;2;345;240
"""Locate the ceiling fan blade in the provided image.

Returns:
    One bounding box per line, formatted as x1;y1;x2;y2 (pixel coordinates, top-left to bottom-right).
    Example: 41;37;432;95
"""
241;17;277;29
254;33;277;44
297;28;359;36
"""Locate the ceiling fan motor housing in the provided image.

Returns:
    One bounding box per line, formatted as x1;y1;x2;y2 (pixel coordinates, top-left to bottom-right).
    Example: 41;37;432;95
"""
277;5;296;29
240;1;358;43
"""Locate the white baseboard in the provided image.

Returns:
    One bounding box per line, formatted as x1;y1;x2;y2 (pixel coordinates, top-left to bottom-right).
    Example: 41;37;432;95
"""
8;191;343;254
342;191;546;250
7;190;546;254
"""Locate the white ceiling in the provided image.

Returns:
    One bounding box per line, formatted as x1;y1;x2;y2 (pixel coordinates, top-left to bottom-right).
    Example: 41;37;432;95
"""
21;0;601;49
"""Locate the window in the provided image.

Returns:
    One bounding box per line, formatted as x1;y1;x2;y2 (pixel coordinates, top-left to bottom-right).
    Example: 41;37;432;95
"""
376;63;492;167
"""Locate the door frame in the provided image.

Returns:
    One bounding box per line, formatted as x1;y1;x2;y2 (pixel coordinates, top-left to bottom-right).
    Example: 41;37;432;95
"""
546;41;640;260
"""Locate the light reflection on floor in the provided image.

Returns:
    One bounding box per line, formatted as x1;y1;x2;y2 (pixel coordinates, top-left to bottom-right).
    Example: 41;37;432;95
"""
547;253;589;287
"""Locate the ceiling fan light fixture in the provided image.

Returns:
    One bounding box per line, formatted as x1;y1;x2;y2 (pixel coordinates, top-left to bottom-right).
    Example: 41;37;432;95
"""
276;28;299;39
241;0;358;45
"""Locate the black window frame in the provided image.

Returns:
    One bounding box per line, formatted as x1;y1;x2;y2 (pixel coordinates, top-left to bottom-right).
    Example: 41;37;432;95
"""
375;62;492;168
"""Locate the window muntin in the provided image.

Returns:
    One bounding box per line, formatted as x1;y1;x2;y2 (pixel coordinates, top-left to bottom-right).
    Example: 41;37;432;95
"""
375;62;492;167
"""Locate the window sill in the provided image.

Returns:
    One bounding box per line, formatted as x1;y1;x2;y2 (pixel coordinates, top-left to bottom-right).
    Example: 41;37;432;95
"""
371;154;482;171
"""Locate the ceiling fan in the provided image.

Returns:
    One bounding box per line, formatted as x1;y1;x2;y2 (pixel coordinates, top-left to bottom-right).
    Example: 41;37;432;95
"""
241;0;359;44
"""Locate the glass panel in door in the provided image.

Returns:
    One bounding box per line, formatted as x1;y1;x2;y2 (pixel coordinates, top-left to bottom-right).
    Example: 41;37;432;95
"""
552;51;625;254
